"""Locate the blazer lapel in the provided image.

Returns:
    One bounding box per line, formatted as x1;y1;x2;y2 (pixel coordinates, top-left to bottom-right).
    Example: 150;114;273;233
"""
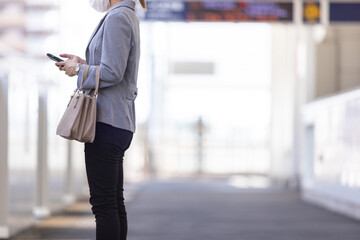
89;17;105;43
85;14;107;58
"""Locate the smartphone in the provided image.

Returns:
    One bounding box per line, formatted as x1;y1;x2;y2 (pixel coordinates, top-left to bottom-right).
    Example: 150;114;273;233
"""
47;53;64;62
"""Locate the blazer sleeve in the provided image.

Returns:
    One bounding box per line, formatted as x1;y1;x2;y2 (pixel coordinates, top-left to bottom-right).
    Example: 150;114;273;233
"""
77;12;132;89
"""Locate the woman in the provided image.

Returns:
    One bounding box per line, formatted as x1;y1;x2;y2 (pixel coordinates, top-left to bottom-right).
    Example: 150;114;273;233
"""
56;0;146;239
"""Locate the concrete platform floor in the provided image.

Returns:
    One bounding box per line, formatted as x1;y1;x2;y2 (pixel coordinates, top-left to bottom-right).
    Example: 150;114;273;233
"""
10;178;360;240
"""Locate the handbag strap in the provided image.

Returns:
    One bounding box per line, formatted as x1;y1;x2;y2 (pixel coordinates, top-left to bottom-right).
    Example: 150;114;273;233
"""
94;66;100;97
79;64;90;91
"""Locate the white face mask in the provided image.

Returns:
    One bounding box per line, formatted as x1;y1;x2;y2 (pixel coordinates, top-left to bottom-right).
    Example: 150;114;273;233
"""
89;0;110;12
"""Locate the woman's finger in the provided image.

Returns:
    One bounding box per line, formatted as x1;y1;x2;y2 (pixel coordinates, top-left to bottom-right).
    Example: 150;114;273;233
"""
56;62;66;71
60;53;74;59
55;61;66;67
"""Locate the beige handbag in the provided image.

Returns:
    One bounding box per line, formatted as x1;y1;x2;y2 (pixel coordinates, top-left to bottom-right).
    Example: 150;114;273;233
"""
56;65;100;143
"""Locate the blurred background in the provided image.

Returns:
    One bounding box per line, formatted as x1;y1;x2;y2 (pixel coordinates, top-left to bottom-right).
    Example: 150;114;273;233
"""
1;0;360;238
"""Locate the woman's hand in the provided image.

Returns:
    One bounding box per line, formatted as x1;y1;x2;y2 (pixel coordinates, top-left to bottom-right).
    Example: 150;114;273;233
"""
55;53;86;77
56;57;79;77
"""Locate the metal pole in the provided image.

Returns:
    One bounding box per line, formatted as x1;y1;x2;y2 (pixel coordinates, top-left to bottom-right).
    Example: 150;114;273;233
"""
63;140;75;204
320;0;329;27
0;73;9;238
33;91;50;219
197;117;204;175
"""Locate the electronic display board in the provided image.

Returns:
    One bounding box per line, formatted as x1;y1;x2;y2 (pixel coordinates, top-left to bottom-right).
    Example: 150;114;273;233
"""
144;1;293;22
330;3;360;22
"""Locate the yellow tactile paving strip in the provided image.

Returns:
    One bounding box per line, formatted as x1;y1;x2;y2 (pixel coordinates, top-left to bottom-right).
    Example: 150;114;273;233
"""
35;216;95;229
11;201;95;240
64;202;92;213
10;183;142;240
32;201;95;229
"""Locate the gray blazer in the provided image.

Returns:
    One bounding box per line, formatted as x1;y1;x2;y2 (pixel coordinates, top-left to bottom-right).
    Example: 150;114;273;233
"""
77;0;140;133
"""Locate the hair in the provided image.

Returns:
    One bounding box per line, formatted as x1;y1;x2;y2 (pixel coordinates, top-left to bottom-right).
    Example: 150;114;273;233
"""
139;0;146;10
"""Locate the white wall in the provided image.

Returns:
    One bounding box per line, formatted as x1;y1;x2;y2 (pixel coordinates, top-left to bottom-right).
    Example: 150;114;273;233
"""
315;29;338;97
315;26;360;98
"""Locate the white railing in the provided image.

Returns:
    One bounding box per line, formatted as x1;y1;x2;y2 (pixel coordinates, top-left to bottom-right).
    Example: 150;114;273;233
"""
302;87;360;220
0;56;88;238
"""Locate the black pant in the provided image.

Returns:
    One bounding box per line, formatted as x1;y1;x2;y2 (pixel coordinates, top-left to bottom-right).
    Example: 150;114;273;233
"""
85;122;133;240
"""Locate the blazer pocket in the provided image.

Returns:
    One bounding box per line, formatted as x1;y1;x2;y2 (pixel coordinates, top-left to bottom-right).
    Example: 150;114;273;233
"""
125;85;138;101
